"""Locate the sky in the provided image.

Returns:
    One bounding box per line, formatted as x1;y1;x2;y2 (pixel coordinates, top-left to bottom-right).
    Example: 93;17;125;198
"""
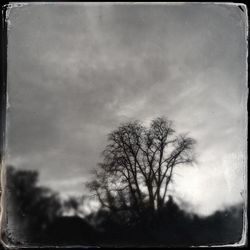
6;3;248;216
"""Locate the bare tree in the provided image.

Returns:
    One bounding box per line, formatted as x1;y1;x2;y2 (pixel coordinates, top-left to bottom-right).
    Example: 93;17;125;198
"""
87;117;196;215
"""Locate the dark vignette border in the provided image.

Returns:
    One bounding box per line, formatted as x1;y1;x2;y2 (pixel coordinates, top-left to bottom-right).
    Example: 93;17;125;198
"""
0;1;248;249
0;1;9;249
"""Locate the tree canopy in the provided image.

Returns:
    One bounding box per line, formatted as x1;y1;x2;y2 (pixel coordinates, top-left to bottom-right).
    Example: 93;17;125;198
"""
87;117;196;218
3;166;62;244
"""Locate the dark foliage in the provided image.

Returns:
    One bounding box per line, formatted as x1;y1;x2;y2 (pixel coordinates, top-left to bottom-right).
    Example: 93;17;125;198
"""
2;166;98;247
85;196;244;247
2;166;62;245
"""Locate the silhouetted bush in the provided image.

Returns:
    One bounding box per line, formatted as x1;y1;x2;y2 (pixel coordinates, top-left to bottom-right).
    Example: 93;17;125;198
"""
3;166;62;245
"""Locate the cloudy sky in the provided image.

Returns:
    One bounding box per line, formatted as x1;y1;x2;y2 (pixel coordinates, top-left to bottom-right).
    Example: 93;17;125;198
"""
6;3;247;216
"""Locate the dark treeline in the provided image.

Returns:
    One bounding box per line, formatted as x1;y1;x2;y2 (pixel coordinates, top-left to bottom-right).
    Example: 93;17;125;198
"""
1;118;245;247
2;166;244;247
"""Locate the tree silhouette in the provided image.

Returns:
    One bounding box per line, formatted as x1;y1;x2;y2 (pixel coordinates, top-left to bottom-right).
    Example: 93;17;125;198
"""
87;117;196;218
3;166;97;246
3;166;62;245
